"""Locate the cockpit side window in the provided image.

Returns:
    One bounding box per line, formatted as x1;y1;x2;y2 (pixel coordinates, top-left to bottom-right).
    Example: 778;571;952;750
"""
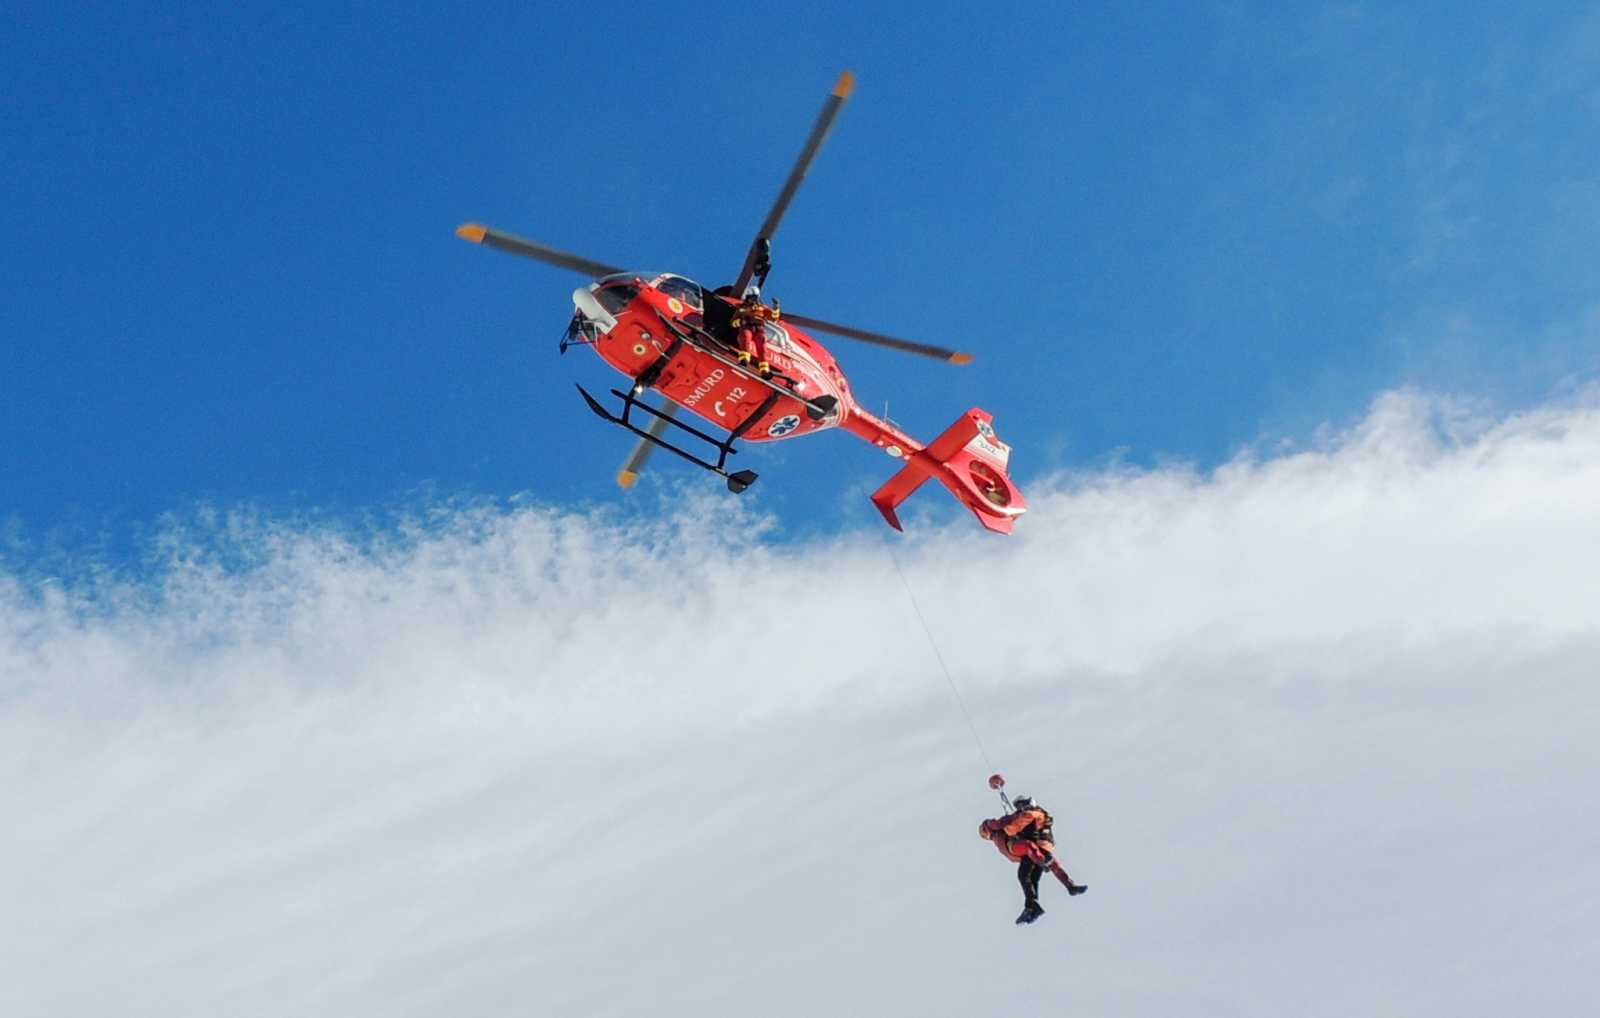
654;275;705;312
594;281;640;314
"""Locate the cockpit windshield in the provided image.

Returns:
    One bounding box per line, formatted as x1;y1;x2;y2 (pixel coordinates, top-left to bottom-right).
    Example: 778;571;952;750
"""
590;273;642;315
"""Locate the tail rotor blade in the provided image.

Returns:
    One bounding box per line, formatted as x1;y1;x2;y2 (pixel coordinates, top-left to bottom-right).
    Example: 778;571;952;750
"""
782;311;973;365
457;223;626;279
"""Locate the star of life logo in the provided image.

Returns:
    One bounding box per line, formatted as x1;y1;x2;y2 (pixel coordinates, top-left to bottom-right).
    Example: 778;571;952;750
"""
767;414;802;437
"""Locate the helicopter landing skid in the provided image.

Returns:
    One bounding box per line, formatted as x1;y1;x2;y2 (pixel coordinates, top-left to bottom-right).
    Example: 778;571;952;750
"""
576;383;760;494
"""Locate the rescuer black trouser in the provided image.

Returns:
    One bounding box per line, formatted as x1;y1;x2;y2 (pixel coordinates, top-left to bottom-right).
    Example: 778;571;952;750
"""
1017;858;1043;902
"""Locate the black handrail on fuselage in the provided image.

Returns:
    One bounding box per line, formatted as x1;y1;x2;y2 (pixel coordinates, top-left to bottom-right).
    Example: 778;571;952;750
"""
647;308;838;423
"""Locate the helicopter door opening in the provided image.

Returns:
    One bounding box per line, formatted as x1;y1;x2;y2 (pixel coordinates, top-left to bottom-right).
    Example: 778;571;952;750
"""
700;289;737;346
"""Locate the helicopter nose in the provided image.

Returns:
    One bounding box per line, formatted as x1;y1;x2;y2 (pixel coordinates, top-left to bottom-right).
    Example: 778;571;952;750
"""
573;286;619;334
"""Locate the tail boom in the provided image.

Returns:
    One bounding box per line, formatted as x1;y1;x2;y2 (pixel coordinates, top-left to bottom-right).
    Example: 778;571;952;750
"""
845;407;1027;534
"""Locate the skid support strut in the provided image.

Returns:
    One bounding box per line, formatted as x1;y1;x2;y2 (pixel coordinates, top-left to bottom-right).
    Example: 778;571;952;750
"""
576;384;759;493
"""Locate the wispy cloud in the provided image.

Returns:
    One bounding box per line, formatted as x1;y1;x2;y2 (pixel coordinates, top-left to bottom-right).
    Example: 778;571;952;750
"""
4;388;1598;1016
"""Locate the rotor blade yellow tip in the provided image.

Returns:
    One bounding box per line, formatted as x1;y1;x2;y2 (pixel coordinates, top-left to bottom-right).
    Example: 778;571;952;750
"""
949;352;975;365
617;470;639;489
833;70;856;98
456;223;488;243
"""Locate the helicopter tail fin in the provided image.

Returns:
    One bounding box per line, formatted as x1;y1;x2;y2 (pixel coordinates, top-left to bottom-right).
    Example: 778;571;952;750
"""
870;408;1028;534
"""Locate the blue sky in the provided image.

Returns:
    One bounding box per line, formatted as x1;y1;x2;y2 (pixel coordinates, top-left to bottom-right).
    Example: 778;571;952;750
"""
4;2;1598;563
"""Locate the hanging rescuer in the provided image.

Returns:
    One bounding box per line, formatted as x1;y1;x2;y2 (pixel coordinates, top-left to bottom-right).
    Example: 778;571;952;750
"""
979;774;1088;925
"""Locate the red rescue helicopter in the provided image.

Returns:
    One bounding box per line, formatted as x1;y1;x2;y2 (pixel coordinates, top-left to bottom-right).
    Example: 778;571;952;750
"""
458;72;1026;533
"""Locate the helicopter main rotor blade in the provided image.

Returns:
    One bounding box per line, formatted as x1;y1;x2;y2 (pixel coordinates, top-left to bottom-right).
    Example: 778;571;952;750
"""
731;71;855;295
781;311;974;365
616;402;680;489
456;223;626;279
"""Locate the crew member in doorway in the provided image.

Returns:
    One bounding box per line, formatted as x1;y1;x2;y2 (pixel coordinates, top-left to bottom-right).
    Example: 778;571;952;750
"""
730;290;782;378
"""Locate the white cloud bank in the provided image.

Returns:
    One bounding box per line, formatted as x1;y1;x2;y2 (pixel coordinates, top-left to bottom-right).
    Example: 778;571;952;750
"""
3;389;1598;1017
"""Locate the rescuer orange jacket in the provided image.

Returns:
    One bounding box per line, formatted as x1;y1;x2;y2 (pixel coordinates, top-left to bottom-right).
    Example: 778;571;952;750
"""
980;806;1057;862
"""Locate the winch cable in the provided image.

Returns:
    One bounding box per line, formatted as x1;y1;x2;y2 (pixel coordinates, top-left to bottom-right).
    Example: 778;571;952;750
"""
885;543;997;774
